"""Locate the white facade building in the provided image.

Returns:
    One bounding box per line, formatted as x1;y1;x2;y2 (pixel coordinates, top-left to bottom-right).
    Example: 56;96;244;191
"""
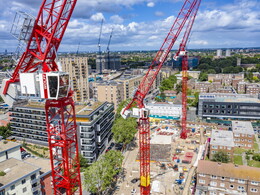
0;141;21;162
0;158;41;195
146;103;182;119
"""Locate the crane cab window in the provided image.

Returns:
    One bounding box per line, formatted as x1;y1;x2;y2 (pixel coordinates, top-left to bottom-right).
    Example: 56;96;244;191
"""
48;76;58;98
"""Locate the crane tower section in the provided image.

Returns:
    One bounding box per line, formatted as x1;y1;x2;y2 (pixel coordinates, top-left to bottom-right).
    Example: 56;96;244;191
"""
1;0;82;194
121;1;201;194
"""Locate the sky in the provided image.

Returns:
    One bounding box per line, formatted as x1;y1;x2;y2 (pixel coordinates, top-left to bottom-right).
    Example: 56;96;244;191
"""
0;0;259;53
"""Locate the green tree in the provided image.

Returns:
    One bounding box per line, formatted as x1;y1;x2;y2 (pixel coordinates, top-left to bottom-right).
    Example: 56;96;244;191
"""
160;92;166;102
198;72;208;81
212;151;230;163
79;154;89;169
112;117;137;149
159;79;173;92
0;123;11;139
84;150;123;194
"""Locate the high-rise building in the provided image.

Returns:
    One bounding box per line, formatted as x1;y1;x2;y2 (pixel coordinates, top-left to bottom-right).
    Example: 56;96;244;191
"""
60;56;89;103
96;54;121;72
226;49;231;57
216;49;222;57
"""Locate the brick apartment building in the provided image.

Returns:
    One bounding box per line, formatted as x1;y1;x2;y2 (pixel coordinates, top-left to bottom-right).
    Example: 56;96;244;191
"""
232;121;255;149
209;130;234;161
196;160;260;195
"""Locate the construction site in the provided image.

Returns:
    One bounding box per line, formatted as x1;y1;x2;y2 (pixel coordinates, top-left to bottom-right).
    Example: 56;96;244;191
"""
114;119;208;195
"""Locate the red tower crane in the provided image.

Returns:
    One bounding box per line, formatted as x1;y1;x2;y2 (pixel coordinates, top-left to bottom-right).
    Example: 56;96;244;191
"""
175;0;201;139
2;0;82;194
121;0;201;194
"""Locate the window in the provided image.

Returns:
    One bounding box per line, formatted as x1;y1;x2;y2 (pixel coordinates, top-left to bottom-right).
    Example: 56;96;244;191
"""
212;145;218;149
209;192;217;195
210;181;217;186
22;179;26;184
248;144;251;147
199;179;205;184
220;183;225;187
238;179;245;184
11;185;15;190
230;184;234;189
251;181;258;185
199;173;206;177
221;176;225;180
227;147;231;150
23;187;27;193
250;188;258;193
238;186;244;191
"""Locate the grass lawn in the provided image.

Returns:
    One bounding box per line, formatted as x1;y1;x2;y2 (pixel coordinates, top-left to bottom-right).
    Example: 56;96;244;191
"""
233;155;243;165
247;160;260;168
234;148;247;155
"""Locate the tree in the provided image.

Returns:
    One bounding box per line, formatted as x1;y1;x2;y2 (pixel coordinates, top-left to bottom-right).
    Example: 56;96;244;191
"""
212;151;230;163
0;123;11;139
84;150;123;194
198;72;208;81
79;154;89;169
112;117;137;149
160;92;166;102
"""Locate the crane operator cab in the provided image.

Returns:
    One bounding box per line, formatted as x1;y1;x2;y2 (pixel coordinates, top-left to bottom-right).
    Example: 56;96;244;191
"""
42;72;70;99
16;72;70;100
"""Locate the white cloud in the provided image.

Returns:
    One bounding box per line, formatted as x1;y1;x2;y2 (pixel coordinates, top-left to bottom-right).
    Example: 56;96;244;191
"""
191;40;208;45
147;2;155;8
155;11;164;17
90;13;105;22
110;15;124;24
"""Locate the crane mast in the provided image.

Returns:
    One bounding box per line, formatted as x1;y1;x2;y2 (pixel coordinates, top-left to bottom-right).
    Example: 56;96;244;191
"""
98;19;104;74
176;0;201;139
121;0;201;194
106;28;113;69
2;0;82;194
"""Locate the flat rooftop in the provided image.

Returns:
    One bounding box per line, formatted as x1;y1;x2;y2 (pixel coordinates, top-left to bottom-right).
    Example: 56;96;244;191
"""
0;158;40;187
75;101;107;115
24;157;51;174
0;141;21;154
199;93;260;104
211;130;234;147
232;121;255;135
198;160;260;181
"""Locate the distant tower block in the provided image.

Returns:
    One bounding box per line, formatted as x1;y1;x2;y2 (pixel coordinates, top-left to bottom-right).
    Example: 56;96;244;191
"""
216;49;222;57
226;49;231;57
237;58;241;66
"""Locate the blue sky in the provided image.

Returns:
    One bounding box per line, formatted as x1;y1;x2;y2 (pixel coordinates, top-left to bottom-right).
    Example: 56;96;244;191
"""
0;0;259;52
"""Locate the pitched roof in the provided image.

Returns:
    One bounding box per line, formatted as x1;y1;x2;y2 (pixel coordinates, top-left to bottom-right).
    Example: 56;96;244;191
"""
197;160;260;181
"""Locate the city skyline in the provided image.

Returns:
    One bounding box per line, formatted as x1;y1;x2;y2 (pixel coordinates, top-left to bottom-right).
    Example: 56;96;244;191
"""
0;0;259;52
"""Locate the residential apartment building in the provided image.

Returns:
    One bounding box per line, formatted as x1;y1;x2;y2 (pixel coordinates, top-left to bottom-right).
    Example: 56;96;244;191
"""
96;54;121;72
25;157;52;195
196;160;260;195
198;93;260;120
115;75;143;100
195;82;211;93
232;121;255;149
246;83;260;95
0;158;41;195
209;130;234;160
0;141;21;162
208;73;244;83
10;100;115;163
60;56;89;103
237;81;247;93
10;101;48;146
95;81;124;110
76;102;114;163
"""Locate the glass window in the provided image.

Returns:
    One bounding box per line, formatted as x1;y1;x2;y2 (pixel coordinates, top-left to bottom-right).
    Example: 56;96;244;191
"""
230;178;235;182
221;176;225;180
210;181;217;186
11;185;15;190
199;173;206;177
251;181;258;185
238;186;244;190
211;175;217;179
230;184;234;189
22;179;26;184
220;183;225;187
250;188;258;193
199;179;205;184
238;179;245;184
23;187;27;193
48;76;58;98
